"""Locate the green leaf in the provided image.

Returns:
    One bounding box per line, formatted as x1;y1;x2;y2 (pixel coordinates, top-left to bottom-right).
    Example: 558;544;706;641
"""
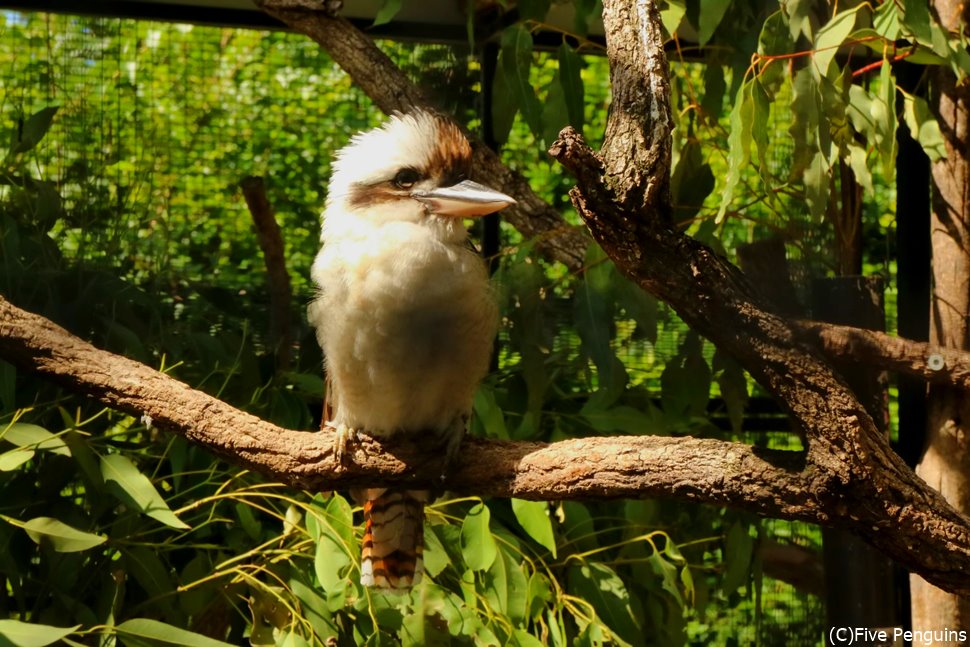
500;24;543;138
511;630;545;647
716;82;754;222
115;618;235;647
558;42;584;132
372;0;402;26
872;0;900;39
698;0;731;46
1;422;69;456
9;106;59;155
713;351;748;434
0;620;80;647
490;52;517;146
804;150;830;221
123;546;175;598
482;540;528;625
101;454;190;530
541;67;570;148
313;494;354;592
783;0;815;41
568;562;642;647
813;6;862;77
62;428;104;491
460;503;497;571
721;522;754;593
511;499;557;557
660;0;686;36
422;522;450;577
903;92;946;162
0;447;33;471
22;516;106;553
875;59;897;183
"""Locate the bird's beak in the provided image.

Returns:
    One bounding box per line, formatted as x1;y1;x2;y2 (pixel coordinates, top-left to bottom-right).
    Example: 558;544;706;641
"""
412;180;516;218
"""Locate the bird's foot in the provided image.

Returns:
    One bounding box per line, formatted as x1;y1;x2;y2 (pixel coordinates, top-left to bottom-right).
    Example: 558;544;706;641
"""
329;422;358;464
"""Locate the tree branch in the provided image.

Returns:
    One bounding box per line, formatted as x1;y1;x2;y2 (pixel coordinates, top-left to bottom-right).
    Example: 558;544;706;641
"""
794;320;970;391
252;0;588;271
3;289;970;594
549;0;970;596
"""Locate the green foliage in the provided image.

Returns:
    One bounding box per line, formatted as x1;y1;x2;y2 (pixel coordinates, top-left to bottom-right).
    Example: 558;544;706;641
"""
8;0;951;642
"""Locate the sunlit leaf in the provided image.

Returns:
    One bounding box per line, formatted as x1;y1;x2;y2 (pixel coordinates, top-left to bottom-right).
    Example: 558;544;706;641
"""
697;0;731;46
422;522;450;577
0;447;33;471
716;82;753;222
101;454;190;530
812;6;862;77
0;620;79;647
314;494;354;592
1;422;69;456
372;0;402;26
22;517;106;553
511;499;557;557
460;503;497;571
660;0;686;37
115;618;235;647
903;92;947;162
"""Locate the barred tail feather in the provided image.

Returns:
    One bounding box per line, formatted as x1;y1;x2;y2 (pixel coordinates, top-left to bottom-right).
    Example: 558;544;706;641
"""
359;488;429;590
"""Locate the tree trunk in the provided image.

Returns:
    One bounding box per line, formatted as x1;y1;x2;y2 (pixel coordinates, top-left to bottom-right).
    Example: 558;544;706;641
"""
911;0;970;637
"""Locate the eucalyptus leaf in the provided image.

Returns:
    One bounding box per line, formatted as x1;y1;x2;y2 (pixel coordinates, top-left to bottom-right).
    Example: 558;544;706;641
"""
115;618;235;647
511;499;557;557
101;453;190;530
0;620;80;647
372;0;402;26
1;422;69;456
0;447;33;471
22;517;106;553
568;562;643;647
460;503;497;571
558;42;584;132
903;93;946;162
812;6;862;77
500;25;543;138
697;0;731;46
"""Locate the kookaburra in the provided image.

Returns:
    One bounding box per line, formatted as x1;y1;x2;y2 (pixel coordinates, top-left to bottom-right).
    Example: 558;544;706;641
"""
308;111;515;589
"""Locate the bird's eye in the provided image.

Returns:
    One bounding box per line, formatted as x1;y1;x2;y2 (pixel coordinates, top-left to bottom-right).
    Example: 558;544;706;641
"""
392;168;421;189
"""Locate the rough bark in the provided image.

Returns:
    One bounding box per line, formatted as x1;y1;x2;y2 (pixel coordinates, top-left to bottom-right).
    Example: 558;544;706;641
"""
5;290;970;594
550;0;970;597
253;0;588;271
794;320;970;391
911;0;970;634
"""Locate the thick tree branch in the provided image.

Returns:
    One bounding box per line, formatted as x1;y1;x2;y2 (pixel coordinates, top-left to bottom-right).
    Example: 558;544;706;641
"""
795;320;970;391
253;0;588;271
549;0;970;596
3;289;970;594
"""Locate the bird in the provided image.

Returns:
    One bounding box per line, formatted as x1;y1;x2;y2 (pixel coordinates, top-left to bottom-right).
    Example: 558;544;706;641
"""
307;110;515;590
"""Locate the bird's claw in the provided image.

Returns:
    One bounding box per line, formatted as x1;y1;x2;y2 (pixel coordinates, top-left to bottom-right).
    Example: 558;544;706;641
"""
330;422;358;464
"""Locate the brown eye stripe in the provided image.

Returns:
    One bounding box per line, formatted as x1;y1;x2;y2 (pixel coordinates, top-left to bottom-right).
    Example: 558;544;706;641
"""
425;116;472;181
